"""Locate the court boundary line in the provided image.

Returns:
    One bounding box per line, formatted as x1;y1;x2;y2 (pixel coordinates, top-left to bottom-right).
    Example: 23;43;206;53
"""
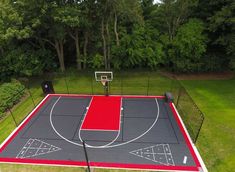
0;157;199;171
51;93;165;99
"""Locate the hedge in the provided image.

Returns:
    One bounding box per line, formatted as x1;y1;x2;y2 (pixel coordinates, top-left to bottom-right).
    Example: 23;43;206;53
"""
0;80;25;119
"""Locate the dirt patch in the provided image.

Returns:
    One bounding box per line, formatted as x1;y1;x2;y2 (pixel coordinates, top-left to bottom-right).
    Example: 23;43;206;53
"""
160;71;234;80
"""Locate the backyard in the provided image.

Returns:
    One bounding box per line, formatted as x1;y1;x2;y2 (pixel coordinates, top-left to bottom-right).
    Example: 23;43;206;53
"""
0;71;234;172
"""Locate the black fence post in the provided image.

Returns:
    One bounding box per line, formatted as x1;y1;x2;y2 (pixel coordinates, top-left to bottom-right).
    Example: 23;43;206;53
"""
19;78;36;107
194;115;205;143
146;74;150;96
63;72;69;94
8;107;18;127
91;77;94;95
104;81;109;96
82;141;91;172
27;86;36;107
121;76;123;96
170;78;175;93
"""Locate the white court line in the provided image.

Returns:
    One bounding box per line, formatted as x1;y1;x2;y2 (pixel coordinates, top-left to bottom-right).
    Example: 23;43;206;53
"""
162;144;168;165
166;144;175;166
151;146;156;161
183;156;187;164
16;139;34;158
78;96;94;141
50;97;160;149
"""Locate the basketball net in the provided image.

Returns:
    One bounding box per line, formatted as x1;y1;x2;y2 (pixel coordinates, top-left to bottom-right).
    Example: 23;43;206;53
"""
101;79;107;86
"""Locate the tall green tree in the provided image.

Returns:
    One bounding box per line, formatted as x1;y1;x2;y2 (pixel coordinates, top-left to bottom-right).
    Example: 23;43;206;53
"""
79;0;97;69
170;19;207;72
52;2;82;70
159;0;198;41
40;1;67;72
0;0;32;52
195;0;235;70
98;0;143;69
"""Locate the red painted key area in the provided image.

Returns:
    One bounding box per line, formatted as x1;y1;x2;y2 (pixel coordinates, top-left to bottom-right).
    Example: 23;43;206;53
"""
81;96;121;131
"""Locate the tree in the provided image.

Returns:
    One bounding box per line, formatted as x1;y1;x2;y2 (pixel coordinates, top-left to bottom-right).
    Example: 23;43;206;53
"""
79;0;97;69
52;2;82;70
195;0;235;71
171;19;207;72
98;0;143;69
40;1;67;72
112;24;164;69
5;0;67;71
159;0;198;41
0;0;32;52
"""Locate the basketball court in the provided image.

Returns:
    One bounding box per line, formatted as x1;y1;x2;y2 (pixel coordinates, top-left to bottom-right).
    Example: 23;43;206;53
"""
0;72;207;172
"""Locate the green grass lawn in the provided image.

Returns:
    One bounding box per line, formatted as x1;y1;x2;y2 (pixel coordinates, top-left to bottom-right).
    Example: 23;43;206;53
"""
0;71;234;172
182;77;235;172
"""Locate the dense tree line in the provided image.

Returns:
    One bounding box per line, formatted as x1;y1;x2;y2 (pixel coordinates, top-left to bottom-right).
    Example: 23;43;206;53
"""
0;0;234;80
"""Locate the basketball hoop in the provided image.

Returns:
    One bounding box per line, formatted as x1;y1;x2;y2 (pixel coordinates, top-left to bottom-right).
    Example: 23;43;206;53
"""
95;71;113;96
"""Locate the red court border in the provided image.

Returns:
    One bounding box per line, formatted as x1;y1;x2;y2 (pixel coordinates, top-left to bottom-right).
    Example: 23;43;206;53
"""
0;94;203;172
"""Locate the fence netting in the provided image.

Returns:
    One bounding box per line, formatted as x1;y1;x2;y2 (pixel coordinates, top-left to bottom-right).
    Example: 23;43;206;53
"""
173;85;205;143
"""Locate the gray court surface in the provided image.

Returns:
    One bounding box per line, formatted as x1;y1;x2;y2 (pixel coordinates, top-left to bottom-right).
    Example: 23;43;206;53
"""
0;95;200;171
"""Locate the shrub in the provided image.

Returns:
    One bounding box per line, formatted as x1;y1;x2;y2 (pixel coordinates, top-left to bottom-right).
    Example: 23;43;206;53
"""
0;80;25;119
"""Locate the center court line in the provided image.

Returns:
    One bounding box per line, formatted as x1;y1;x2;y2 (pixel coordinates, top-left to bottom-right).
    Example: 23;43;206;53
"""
50;96;160;149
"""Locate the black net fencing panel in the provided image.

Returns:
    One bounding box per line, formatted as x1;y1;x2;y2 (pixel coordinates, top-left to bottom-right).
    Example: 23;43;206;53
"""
173;85;205;143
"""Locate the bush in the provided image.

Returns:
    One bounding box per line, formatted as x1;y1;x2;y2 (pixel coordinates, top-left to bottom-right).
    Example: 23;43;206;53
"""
0;80;25;119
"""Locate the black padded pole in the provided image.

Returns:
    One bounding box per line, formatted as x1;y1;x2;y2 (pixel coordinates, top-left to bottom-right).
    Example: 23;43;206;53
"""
147;74;150;96
104;81;109;96
82;141;91;172
91;77;94;95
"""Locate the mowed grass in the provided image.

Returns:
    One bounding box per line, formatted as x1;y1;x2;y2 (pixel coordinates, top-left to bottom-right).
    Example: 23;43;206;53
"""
0;164;146;172
182;77;235;172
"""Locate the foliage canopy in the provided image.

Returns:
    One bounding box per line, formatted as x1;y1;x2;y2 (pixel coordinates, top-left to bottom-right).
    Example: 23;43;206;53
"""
0;0;234;80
